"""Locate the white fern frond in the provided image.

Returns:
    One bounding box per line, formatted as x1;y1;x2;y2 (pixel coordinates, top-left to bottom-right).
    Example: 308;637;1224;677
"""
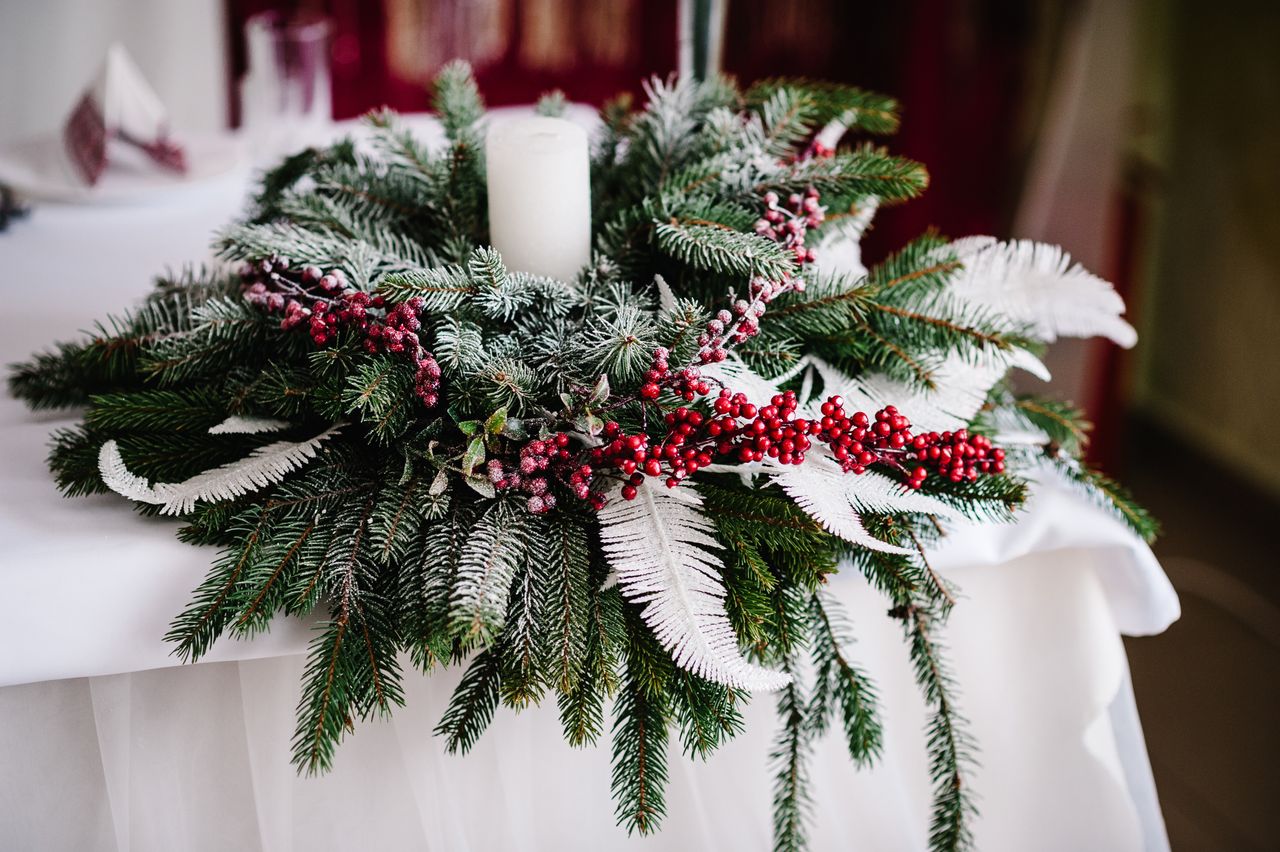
208;415;292;435
597;480;791;691
97;441;160;503
1006;346;1052;382
977;403;1058;447
946;235;998;258
771;453;960;518
98;426;342;515
775;473;906;553
948;238;1137;347
812;198;878;281
654;273;677;313
996;428;1054;447
805;354;1024;435
768;452;956;554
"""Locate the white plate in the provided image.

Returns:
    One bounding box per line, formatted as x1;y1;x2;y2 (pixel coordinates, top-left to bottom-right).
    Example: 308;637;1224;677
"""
0;132;244;205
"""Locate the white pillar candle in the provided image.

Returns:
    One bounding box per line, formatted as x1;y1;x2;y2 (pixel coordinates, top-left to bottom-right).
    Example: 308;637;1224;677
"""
485;116;592;282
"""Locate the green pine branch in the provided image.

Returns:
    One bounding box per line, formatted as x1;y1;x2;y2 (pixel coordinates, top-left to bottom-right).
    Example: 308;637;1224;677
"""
746;78;901;136
541;516;591;692
758;146;928;207
449;500;528;647
897;600;976;852
807;593;882;766
1047;455;1160;543
771;662;811;852
654;219;797;282
436;647;502;753
672;672;746;760
558;583;625;747
611;630;671;835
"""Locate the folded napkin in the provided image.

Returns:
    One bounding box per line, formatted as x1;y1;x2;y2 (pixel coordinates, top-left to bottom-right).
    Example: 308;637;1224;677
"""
63;43;187;185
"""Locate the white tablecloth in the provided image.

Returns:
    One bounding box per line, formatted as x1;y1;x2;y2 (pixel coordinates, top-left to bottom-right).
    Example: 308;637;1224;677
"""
0;115;1179;851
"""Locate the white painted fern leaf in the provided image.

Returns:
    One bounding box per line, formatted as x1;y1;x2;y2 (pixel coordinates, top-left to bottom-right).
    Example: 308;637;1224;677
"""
597;480;790;691
654;274;677;313
975;403;1059;448
811;197;878;281
207;415;292;434
805;353;1043;435
98;426;341;515
97;443;161;503
947;238;1137;347
768;452;958;555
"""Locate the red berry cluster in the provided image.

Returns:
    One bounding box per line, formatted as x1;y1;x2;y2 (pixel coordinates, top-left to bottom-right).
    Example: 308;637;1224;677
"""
243;261;370;341
488;433;605;514
592;418;711;498
814;397;892;473
708;388;814;465
798;140;836;162
243;260;375;345
754;187;824;265
594;389;819;501
694;309;735;365
693;282;809;366
300;290;377;347
589;391;1008;505
241;257;322;313
364;296;425;355
413;355;442;408
639;347;712;402
907;428;1006;484
241;257;443;408
687;189;824;366
813;400;1005;488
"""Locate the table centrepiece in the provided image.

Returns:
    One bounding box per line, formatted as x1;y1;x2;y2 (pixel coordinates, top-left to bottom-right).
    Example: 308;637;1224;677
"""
7;63;1156;852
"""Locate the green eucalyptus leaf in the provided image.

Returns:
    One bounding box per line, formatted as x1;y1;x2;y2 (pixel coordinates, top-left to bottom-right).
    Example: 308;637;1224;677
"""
484;406;508;438
590;374;611;404
464;475;496;498
462;434;486;476
575;414;605;437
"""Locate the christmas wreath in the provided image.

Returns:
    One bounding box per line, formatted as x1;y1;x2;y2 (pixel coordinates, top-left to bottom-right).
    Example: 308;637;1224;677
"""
9;63;1155;851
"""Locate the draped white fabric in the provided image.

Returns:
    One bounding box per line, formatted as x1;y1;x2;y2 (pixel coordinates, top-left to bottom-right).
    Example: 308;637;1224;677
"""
0;539;1172;851
0;110;1178;850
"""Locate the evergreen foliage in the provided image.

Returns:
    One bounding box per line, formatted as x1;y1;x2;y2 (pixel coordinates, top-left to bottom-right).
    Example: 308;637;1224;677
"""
770;666;812;852
807;593;882;765
7;63;1154;850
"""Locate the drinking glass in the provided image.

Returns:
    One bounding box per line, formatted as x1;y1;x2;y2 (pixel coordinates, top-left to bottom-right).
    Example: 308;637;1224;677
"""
240;11;333;161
